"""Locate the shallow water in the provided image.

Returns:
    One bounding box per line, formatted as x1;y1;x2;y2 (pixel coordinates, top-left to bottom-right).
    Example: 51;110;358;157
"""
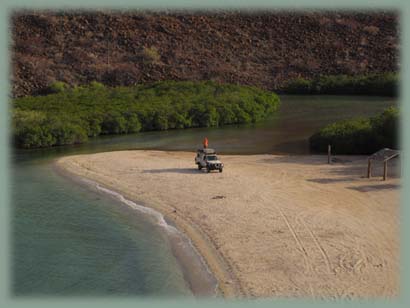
12;160;198;296
12;95;396;296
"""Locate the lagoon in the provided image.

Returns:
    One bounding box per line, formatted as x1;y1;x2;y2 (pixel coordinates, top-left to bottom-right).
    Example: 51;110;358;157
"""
12;95;396;296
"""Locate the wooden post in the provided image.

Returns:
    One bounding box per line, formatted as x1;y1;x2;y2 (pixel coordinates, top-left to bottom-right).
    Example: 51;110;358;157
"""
328;144;331;164
367;158;372;178
383;160;388;181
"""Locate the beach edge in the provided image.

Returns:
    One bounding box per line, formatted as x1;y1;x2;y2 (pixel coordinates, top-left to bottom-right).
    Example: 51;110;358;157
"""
53;152;243;298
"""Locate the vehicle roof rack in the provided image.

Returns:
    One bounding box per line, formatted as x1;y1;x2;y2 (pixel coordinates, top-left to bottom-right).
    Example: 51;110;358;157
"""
197;148;216;154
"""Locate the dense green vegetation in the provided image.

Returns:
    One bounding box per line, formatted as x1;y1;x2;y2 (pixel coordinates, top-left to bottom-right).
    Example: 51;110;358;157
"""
12;81;280;148
309;106;399;154
283;73;398;96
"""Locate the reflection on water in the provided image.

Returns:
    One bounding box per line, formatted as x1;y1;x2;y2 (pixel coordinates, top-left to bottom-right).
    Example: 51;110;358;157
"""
15;95;397;163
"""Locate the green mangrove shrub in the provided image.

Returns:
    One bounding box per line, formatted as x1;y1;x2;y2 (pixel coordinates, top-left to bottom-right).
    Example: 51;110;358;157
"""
283;73;398;96
309;107;399;154
12;80;280;148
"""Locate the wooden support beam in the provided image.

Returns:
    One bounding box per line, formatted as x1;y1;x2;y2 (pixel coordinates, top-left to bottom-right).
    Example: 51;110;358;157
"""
328;144;331;164
367;159;372;178
383;160;388;181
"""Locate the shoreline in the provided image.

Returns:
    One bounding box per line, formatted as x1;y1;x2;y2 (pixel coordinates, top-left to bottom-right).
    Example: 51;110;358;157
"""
53;160;242;298
55;150;400;298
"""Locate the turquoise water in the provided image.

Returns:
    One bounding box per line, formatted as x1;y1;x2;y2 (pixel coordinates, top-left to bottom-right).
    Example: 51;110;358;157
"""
12;95;396;296
12;158;195;296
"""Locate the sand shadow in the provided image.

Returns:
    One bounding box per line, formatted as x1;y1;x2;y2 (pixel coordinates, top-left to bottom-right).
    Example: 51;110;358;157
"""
142;168;204;174
258;155;365;167
306;177;362;184
347;184;401;192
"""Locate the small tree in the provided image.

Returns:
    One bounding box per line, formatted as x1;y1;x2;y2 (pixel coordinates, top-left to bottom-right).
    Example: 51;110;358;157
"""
49;81;69;93
284;78;312;94
89;81;105;90
125;113;142;133
101;112;127;134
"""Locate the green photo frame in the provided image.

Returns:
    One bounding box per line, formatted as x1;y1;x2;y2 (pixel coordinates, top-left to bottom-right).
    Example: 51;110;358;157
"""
1;1;408;307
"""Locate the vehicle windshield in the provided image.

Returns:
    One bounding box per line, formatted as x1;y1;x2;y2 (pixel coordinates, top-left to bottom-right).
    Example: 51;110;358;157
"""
206;155;218;161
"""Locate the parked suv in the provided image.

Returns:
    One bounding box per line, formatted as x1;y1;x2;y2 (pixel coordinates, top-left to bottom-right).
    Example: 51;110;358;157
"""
195;148;224;173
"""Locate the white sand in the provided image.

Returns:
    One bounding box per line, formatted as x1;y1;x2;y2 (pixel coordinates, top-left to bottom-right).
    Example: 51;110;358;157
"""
57;151;400;299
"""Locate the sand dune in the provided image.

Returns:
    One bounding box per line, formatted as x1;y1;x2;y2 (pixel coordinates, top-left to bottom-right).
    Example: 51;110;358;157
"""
56;151;400;299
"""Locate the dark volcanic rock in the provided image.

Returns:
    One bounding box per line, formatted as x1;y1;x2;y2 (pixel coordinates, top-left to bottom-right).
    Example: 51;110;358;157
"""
11;11;399;97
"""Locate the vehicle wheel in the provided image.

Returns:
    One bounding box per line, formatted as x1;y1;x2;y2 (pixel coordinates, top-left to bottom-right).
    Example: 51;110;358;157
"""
219;168;223;173
198;164;202;170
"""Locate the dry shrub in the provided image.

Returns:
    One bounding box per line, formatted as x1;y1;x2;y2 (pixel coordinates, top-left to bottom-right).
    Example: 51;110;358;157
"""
141;46;161;64
363;26;380;35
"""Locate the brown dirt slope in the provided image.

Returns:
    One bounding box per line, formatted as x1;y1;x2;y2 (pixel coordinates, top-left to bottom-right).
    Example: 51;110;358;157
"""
12;11;398;97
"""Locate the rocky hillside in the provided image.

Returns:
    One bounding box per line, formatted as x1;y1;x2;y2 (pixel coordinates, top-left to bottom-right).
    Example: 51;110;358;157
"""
11;11;398;97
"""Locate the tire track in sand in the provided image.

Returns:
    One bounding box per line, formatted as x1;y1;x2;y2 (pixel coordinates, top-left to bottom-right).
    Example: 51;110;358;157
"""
297;216;332;274
275;205;315;298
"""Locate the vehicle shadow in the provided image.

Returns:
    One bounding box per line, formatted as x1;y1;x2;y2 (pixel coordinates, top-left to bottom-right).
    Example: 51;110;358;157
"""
142;168;205;174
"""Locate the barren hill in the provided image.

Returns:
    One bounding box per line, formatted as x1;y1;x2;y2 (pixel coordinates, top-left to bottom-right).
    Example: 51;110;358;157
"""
11;11;398;97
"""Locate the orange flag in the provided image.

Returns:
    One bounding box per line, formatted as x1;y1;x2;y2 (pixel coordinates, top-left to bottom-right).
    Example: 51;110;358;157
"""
203;137;209;148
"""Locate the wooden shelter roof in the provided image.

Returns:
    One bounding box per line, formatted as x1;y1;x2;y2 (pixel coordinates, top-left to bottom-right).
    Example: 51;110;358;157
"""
369;148;400;162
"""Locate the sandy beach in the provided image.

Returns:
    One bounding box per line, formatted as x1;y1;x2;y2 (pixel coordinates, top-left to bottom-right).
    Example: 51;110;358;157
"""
56;150;400;299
